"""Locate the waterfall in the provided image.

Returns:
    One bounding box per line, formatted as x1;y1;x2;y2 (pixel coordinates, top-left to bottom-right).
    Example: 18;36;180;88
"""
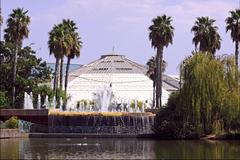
134;100;138;112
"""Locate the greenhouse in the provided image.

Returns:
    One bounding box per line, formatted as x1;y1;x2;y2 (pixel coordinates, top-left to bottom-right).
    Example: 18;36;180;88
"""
66;53;179;109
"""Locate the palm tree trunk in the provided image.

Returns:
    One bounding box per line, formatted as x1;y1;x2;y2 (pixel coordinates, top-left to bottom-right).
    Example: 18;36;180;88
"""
235;41;239;84
53;59;58;92
64;57;71;94
152;81;155;109
159;48;163;108
156;46;163;108
12;41;18;108
60;57;64;91
156;50;160;108
54;58;60;99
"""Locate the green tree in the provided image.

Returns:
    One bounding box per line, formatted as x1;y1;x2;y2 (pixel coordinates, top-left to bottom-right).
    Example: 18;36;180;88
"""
154;53;240;137
0;91;9;108
149;15;174;108
191;17;221;55
0;42;52;108
226;9;240;82
179;53;240;133
4;8;30;107
62;19;82;94
146;56;166;108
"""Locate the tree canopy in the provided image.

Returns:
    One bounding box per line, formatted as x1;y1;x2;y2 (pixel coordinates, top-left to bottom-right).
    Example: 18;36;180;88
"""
0;42;52;107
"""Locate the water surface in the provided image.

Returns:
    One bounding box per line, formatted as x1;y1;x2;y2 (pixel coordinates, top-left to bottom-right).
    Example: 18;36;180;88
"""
1;138;240;159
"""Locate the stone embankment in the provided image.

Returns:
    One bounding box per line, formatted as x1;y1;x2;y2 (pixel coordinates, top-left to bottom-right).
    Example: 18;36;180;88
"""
0;129;28;139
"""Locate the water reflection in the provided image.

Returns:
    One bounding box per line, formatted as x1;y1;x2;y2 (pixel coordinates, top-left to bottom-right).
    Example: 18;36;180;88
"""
1;138;240;159
154;140;240;159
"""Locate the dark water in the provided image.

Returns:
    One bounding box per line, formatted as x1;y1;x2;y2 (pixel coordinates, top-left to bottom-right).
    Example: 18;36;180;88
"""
1;138;240;159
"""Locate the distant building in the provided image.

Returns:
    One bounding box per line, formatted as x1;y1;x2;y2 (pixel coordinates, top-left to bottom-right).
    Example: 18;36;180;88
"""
47;63;82;74
66;53;180;108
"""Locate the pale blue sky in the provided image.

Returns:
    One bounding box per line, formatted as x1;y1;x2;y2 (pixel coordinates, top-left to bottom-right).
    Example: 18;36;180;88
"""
2;0;239;74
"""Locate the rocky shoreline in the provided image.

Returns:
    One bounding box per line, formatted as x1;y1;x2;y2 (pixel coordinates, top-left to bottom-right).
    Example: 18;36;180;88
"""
1;128;240;140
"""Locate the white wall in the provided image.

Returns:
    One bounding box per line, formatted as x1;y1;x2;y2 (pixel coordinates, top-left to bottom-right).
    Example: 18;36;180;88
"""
67;73;170;108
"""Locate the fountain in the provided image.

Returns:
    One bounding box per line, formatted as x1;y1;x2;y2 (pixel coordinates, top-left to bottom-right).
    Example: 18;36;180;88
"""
59;97;63;111
43;95;49;109
93;86;113;112
37;94;41;109
48;84;155;135
52;96;57;109
29;92;34;109
24;92;34;109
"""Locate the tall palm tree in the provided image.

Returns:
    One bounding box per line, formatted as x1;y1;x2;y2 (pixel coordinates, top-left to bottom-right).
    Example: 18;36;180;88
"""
62;19;82;95
191;17;221;55
226;9;240;82
149;15;174;108
4;8;30;107
146;56;166;108
48;23;71;98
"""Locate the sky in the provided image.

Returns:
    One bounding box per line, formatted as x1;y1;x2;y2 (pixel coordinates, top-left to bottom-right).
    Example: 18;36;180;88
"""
2;0;239;74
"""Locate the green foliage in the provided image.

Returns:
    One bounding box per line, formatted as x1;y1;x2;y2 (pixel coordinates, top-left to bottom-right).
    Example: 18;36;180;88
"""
191;17;221;54
226;9;240;42
76;99;94;110
129;100;143;109
179;53;240;133
0;42;52;108
57;88;66;102
78;99;93;106
154;53;240;137
0;121;6;129
32;85;54;108
33;85;54;99
0;91;9;107
5;116;19;129
149;15;174;48
146;56;167;81
4;8;30;44
153;92;199;139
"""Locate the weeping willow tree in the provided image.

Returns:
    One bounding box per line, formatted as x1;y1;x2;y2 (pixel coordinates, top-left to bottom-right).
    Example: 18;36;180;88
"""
179;53;240;134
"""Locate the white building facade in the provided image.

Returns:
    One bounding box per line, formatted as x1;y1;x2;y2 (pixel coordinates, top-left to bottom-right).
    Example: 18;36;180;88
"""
66;54;178;108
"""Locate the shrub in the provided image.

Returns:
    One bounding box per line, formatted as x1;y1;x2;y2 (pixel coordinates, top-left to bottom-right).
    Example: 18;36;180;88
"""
153;91;199;139
0;91;9;108
154;119;178;139
5;116;19;129
0;120;6;129
130;100;143;109
33;85;54;108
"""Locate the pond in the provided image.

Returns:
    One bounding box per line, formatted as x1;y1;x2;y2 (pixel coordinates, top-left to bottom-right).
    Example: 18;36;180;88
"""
1;138;240;159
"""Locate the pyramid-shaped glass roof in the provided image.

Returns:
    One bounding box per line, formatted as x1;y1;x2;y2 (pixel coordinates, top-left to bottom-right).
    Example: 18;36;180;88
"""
69;53;147;81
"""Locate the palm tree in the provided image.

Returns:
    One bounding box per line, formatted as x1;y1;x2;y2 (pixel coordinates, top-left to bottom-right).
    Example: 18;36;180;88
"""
62;19;82;95
226;9;240;82
4;8;30;107
146;56;166;108
48;23;71;98
149;15;174;108
191;17;221;55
